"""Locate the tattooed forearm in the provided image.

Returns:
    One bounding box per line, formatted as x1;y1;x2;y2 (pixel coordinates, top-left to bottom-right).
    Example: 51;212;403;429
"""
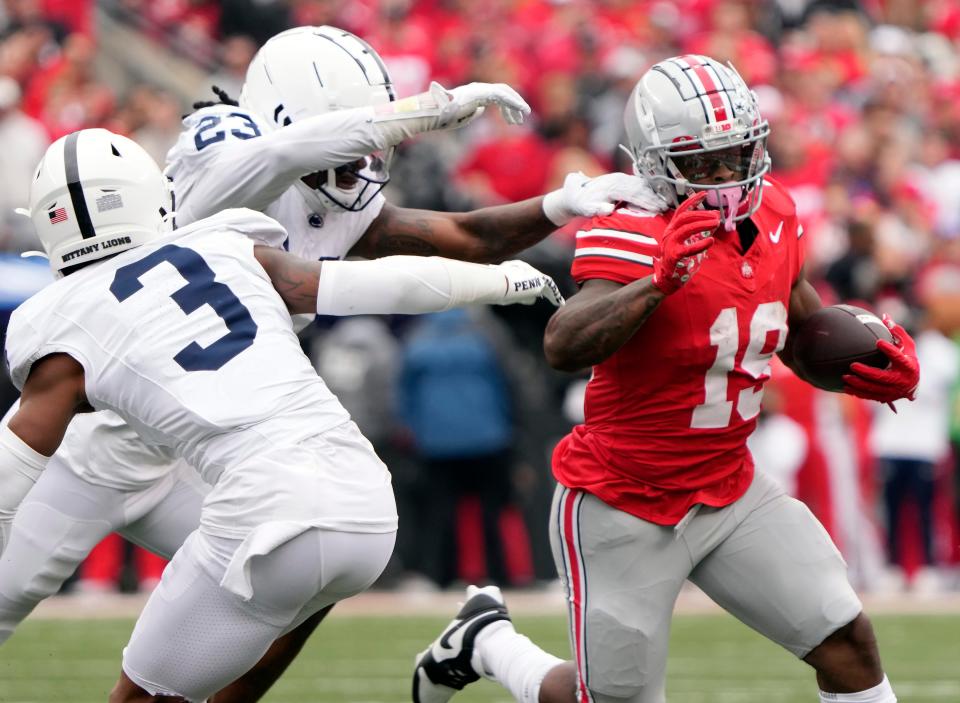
372;233;440;256
455;198;556;262
254;247;322;314
352;199;555;262
351;206;443;258
544;279;664;372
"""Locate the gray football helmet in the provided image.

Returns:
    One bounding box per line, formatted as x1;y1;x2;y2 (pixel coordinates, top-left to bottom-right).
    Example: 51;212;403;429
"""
623;55;770;230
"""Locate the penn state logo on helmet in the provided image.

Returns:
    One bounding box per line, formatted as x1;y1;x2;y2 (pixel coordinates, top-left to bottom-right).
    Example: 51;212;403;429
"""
239;25;397;213
26;128;173;276
623;55;770;231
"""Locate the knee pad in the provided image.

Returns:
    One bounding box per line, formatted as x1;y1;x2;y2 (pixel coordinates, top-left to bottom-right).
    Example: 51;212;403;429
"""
0;503;111;642
582;606;658;700
1;502;111;601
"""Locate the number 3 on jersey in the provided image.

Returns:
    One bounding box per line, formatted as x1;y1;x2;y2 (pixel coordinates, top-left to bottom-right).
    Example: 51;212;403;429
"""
691;302;787;429
110;245;258;371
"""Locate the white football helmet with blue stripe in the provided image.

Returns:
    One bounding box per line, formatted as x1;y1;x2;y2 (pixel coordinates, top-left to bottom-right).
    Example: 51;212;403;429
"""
26;129;173;276
239;25;397;213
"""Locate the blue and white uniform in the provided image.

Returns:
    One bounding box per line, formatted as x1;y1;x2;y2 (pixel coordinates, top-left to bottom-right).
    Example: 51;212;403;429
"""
5;210;397;699
0;104;389;646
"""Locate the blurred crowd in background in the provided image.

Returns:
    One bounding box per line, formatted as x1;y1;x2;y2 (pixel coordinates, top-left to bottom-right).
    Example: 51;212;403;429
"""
1;0;960;597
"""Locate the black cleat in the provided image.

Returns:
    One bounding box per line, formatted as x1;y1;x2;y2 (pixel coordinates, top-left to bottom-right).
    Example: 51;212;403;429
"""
412;585;512;703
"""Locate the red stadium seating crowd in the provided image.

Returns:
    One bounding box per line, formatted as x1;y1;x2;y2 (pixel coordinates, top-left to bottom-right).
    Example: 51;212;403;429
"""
1;0;959;595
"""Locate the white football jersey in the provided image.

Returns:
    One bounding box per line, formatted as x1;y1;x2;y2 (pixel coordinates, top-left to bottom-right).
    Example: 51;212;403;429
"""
6;210;396;536
166;104;385;261
28;104;387;491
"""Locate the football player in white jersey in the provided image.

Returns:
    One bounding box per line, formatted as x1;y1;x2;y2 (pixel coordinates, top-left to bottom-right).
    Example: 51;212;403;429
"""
1;128;563;702
0;25;661;699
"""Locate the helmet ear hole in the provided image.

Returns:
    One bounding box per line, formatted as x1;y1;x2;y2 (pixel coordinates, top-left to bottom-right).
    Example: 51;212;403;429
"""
111;144;121;157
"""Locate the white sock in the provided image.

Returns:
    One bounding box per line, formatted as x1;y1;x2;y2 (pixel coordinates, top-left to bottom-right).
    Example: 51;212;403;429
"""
820;675;896;702
472;621;564;703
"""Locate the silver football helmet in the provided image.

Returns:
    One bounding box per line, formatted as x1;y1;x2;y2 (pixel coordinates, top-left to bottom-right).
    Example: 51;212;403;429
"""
623;55;770;230
240;25;396;213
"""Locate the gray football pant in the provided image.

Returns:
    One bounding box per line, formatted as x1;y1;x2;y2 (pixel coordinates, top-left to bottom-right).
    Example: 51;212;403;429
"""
549;471;862;703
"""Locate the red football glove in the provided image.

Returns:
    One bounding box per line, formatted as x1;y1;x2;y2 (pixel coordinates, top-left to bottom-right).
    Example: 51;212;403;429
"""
842;314;919;403
651;192;720;295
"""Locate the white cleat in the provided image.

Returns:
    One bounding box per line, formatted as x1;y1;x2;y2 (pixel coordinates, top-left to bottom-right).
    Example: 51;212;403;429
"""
411;585;511;703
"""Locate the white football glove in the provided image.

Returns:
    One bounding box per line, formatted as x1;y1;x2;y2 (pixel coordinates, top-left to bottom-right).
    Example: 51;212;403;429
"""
432;81;530;129
496;260;565;307
542;171;669;226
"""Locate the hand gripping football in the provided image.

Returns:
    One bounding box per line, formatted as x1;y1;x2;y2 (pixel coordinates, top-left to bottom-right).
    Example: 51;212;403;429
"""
790;305;893;391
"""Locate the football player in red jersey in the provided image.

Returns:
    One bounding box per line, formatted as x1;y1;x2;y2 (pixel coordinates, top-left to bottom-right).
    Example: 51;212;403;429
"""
412;55;918;703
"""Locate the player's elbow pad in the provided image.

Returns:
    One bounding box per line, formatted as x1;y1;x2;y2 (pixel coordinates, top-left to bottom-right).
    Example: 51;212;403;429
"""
315;257;507;316
0;425;50;553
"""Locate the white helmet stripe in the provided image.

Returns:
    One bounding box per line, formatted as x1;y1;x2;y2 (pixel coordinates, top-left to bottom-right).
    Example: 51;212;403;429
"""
652;63;710;124
63;131;96;240
673;55;728;123
717;83;736;120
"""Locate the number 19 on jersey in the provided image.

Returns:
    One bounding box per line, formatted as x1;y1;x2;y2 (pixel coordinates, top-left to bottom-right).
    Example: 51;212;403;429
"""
691;302;788;429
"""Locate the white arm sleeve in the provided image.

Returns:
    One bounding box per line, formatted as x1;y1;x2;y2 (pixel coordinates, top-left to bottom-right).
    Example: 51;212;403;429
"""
0;425;50;554
315;257;509;316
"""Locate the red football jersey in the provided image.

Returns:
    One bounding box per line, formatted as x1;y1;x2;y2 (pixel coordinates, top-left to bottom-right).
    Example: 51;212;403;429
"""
553;178;806;525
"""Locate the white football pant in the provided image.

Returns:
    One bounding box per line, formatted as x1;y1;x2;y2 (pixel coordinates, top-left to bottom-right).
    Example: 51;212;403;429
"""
0;457;207;644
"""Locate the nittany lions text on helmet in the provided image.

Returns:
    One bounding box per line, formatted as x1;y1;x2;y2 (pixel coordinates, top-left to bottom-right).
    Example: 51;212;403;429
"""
239;25;397;213
26;128;173;276
623;54;770;231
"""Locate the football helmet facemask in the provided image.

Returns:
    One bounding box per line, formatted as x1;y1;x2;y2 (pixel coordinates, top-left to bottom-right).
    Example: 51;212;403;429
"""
623;55;770;231
26;128;173;277
239;25;397;213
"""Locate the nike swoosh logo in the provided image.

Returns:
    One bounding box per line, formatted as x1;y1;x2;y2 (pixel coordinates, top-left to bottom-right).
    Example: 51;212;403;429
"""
439;619;469;651
769;221;783;244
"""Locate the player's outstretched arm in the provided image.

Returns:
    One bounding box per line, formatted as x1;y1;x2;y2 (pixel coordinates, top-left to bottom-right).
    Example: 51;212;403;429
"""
177;82;531;222
253;246;563;316
0;354;87;552
349;172;669;263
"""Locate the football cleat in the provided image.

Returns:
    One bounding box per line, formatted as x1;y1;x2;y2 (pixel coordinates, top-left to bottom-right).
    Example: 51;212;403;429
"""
412;585;512;703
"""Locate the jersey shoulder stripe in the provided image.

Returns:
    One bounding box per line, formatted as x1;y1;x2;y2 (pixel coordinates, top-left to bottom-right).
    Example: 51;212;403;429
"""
576;229;657;246
571;212;665;283
574;247;653;265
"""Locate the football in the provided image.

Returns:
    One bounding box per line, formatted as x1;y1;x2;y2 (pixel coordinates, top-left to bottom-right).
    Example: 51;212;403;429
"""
790;304;894;391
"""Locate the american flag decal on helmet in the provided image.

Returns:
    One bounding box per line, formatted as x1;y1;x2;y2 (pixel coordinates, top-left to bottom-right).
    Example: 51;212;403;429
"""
48;207;68;224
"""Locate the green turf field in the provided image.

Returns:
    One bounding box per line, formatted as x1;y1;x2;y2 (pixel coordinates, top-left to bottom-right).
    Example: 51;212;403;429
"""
1;612;958;702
